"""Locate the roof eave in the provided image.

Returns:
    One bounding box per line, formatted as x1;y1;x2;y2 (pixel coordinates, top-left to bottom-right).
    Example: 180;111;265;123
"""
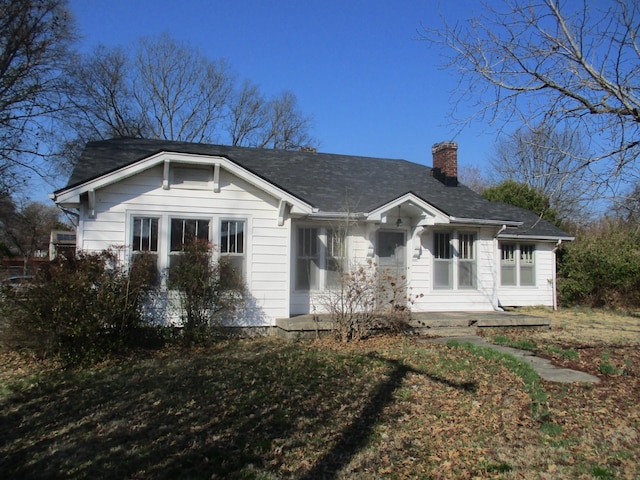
499;233;575;242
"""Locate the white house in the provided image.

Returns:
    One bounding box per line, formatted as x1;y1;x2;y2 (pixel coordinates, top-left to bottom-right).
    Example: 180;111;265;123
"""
52;138;573;327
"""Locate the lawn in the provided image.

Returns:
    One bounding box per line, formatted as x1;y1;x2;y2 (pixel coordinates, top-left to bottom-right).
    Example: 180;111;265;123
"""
0;308;638;479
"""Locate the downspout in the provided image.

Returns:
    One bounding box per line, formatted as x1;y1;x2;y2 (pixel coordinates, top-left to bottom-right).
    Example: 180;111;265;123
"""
492;225;507;311
551;239;562;311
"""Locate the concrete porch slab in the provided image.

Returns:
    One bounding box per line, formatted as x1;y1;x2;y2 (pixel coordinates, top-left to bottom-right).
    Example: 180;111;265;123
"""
275;311;551;340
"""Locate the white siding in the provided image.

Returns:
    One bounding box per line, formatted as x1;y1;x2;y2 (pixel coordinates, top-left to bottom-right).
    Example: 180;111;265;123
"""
78;165;291;326
497;242;556;307
77;162;561;323
407;228;496;311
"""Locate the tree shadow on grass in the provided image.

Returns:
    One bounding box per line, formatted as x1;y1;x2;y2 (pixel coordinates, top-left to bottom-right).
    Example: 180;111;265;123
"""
301;353;476;479
0;342;476;479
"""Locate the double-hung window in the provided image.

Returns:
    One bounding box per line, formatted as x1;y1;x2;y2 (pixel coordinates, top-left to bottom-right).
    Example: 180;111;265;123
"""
169;218;210;269
220;220;245;282
434;232;478;289
132;217;159;253
458;233;477;289
434;232;453;289
500;242;535;286
326;228;347;288
500;243;517;286
296;227;320;290
131;216;160;285
170;218;210;251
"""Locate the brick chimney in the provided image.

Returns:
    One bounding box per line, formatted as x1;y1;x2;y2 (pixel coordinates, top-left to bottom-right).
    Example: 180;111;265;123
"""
431;141;458;186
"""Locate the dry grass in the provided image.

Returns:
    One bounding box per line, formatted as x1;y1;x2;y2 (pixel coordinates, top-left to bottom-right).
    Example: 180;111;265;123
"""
516;306;640;346
0;308;638;479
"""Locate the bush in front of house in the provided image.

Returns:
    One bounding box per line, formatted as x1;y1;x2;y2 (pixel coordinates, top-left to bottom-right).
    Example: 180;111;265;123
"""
557;219;640;308
1;249;159;366
321;259;419;342
166;241;245;346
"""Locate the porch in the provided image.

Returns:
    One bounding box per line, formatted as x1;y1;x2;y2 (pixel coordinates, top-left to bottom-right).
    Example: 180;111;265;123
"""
275;311;551;340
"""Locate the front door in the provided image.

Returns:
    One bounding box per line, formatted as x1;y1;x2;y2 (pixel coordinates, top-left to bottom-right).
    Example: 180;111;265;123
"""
376;231;406;308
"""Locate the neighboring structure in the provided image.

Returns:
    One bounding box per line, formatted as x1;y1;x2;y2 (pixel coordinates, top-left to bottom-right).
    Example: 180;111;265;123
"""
52;138;573;327
49;230;77;259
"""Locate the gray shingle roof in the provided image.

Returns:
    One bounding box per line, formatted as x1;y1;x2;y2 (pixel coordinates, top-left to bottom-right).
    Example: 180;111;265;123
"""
60;137;572;239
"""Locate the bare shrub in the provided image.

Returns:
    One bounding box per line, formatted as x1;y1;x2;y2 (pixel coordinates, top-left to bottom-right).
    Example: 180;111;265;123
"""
1;249;159;366
322;259;422;342
166;241;245;345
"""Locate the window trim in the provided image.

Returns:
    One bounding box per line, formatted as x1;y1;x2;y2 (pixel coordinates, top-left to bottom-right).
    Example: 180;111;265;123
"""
294;225;350;292
131;216;160;253
500;242;536;287
169;217;212;252
220;218;247;281
458;232;477;289
433;231;478;290
295;226;321;291
433;231;453;289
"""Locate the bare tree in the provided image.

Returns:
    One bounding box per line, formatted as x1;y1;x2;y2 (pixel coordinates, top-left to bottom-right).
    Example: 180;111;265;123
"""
0;0;75;195
62;46;144;141
0;200;65;274
490;123;592;221
424;0;640;188
226;80;269;147
458;165;490;194
56;33;317;166
133;33;233;143
257;91;316;150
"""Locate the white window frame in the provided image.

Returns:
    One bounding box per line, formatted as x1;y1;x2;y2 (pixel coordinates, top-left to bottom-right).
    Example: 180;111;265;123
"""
220;218;246;281
500;242;536;287
295;226;321;291
169;217;212;252
326;227;348;288
433;232;453;289
433;231;478;290
294;226;350;292
131;216;160;253
458;232;477;289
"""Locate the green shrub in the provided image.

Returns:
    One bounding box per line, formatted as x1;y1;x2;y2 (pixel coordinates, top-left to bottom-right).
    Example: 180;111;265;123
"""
1;250;158;366
557;219;640;308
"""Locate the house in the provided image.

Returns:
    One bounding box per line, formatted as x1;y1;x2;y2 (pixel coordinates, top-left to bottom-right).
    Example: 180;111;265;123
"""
52;138;573;327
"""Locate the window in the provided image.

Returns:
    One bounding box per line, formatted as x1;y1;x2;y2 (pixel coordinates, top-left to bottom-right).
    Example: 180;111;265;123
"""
500;243;517;286
500;242;535;286
169;218;210;271
296;227;320;290
458;233;477;289
131;216;160;285
132;217;158;252
520;244;535;286
170;218;210;251
220;220;245;282
326;228;347;287
434;232;452;289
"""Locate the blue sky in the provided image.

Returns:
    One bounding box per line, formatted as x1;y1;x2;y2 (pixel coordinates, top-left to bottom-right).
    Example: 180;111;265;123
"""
66;0;496;177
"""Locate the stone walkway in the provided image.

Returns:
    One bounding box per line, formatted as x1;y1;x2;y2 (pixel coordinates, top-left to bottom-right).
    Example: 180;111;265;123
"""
420;335;600;384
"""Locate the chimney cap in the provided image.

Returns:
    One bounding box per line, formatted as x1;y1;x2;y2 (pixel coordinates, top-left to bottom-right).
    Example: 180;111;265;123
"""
431;141;458;153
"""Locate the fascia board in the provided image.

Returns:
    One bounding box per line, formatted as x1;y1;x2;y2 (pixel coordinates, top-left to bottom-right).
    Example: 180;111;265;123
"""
366;193;448;222
53;151;313;214
498;233;575;242
448;216;522;227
